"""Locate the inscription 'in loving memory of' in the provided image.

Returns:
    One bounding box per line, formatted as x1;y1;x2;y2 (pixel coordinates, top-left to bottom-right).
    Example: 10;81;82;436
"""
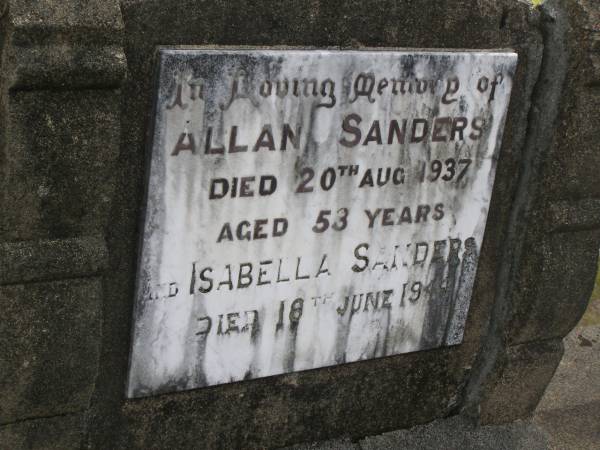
126;49;517;398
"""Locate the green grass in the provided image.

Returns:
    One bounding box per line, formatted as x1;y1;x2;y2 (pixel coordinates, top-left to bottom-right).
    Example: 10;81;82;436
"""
580;261;600;327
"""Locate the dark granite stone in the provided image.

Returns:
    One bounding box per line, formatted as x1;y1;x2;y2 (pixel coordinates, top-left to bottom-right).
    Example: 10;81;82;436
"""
0;236;108;285
0;279;102;424
1;90;121;242
479;340;564;425
507;230;600;345
0;414;83;450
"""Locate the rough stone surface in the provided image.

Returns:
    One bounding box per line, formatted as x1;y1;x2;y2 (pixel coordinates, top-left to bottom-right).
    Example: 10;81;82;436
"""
462;0;600;424
0;0;597;449
536;325;600;413
542;1;600;201
0;414;83;450
285;438;360;450
116;343;475;449
359;416;551;450
0;236;108;285
479;339;564;425
283;416;552;450
535;403;600;450
0;1;122;437
0;279;103;424
501;0;600;345
500;324;600;450
2;0;126;90
1;90;121;242
281;324;600;449
507;230;600;344
546;199;600;233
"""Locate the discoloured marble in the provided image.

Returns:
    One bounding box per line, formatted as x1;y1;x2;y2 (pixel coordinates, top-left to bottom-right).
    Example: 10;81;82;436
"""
127;49;516;398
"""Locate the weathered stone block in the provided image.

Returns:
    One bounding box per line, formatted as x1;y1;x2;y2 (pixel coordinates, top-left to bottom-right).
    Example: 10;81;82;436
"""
0;279;102;423
5;45;126;91
6;0;123;32
479;339;563;425
543;3;600;201
507;230;600;345
1;0;126;90
545;199;600;233
0;236;108;285
0;414;83;450
118;343;475;449
0;90;121;242
0;0;597;448
84;0;564;448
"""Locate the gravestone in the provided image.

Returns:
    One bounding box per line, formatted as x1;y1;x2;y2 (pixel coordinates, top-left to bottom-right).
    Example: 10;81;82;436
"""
0;1;598;449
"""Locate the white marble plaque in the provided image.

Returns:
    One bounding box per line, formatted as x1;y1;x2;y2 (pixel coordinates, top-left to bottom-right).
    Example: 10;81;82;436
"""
126;48;517;398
